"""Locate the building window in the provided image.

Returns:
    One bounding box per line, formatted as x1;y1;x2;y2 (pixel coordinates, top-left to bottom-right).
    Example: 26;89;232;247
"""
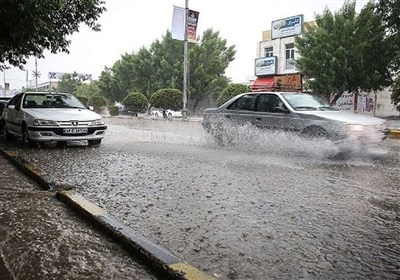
265;47;273;57
285;43;295;70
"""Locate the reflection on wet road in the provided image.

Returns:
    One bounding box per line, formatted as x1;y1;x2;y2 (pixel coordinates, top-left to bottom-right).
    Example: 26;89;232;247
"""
11;117;400;279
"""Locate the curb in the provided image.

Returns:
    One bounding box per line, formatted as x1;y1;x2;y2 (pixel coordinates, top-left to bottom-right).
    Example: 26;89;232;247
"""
0;148;72;191
0;148;215;280
388;129;400;138
57;191;214;280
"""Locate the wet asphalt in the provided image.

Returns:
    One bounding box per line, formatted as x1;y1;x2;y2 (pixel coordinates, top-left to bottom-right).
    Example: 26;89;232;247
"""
1;116;400;279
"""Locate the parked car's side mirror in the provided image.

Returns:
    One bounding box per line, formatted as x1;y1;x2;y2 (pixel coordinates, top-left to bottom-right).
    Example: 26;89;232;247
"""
88;106;94;111
7;105;15;110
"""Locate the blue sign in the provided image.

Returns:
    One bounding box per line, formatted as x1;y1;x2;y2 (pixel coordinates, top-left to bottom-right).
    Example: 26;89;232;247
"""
255;57;277;76
271;15;304;39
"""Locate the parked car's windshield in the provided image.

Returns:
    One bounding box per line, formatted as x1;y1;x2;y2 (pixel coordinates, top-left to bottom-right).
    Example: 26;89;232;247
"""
23;94;86;109
282;94;338;111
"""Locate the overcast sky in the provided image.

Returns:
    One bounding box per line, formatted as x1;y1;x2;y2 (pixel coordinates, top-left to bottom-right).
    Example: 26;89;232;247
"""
4;0;370;90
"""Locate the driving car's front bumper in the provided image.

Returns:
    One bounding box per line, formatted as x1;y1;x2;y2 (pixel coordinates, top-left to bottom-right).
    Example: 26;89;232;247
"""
27;125;107;142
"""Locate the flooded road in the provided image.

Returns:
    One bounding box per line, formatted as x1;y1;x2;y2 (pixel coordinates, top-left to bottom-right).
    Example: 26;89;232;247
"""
7;117;400;279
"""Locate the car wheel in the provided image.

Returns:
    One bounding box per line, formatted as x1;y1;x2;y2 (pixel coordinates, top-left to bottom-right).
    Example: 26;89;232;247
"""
22;124;37;147
301;126;328;139
88;139;102;146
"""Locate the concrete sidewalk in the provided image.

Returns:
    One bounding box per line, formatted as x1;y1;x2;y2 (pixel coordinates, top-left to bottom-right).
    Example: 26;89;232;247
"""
0;155;158;279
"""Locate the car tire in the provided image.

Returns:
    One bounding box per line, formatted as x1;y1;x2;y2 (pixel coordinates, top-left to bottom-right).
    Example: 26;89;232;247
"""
22;124;37;147
88;139;102;146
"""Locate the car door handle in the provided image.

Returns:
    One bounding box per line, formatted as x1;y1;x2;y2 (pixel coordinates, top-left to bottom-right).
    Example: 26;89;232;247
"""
256;118;262;121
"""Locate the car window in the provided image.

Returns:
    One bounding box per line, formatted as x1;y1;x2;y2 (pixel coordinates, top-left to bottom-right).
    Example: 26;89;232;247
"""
227;95;257;111
22;94;86;109
282;94;338;111
256;94;284;113
8;94;23;110
8;94;21;106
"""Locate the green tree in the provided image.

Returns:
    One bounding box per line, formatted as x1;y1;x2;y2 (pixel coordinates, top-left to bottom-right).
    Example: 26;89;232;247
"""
149;88;183;111
122;92;148;114
0;0;105;70
295;1;392;104
75;82;101;98
97;67;125;102
376;0;400;72
57;72;84;94
391;75;400;112
189;29;235;110
99;29;235;112
217;84;249;107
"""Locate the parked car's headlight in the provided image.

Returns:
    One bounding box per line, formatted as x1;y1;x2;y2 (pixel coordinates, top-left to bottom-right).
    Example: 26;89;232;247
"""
347;124;365;132
33;119;58;126
91;119;105;126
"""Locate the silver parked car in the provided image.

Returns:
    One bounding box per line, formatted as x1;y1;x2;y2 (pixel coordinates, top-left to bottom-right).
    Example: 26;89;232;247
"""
2;92;107;146
202;91;388;146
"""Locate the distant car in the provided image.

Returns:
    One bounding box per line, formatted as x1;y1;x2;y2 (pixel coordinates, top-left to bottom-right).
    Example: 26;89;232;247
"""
151;109;163;118
202;91;388;146
2;92;107;146
151;109;182;119
0;97;12;130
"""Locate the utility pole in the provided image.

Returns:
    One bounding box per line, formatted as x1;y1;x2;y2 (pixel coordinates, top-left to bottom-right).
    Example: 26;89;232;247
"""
35;57;38;91
182;0;189;118
32;57;41;91
3;70;5;96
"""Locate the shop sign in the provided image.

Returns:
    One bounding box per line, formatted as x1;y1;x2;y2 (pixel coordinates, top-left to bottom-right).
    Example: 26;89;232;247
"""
271;15;303;39
255;57;277;76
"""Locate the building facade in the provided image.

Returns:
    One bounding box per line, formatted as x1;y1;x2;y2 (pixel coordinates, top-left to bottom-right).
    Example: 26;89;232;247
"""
253;15;305;92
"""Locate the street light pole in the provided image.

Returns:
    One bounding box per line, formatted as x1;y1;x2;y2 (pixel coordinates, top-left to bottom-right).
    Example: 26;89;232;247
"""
182;0;189;118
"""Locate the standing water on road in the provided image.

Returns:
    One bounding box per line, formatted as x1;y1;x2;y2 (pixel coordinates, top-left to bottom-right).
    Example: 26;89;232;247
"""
10;118;400;280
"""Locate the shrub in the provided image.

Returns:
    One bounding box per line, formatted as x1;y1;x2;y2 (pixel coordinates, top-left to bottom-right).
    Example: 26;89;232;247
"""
391;75;400;112
122;92;148;113
108;105;119;116
88;94;107;112
217;84;249;107
149;88;183;111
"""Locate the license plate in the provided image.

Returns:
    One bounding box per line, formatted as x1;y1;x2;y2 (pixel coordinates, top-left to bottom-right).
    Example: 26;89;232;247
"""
63;128;88;134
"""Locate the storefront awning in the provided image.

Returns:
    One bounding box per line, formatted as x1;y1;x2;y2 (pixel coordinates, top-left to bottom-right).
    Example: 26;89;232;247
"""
251;76;275;92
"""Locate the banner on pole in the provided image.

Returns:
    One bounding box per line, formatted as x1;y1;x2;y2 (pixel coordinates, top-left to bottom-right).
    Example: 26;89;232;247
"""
172;6;199;43
187;10;199;43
